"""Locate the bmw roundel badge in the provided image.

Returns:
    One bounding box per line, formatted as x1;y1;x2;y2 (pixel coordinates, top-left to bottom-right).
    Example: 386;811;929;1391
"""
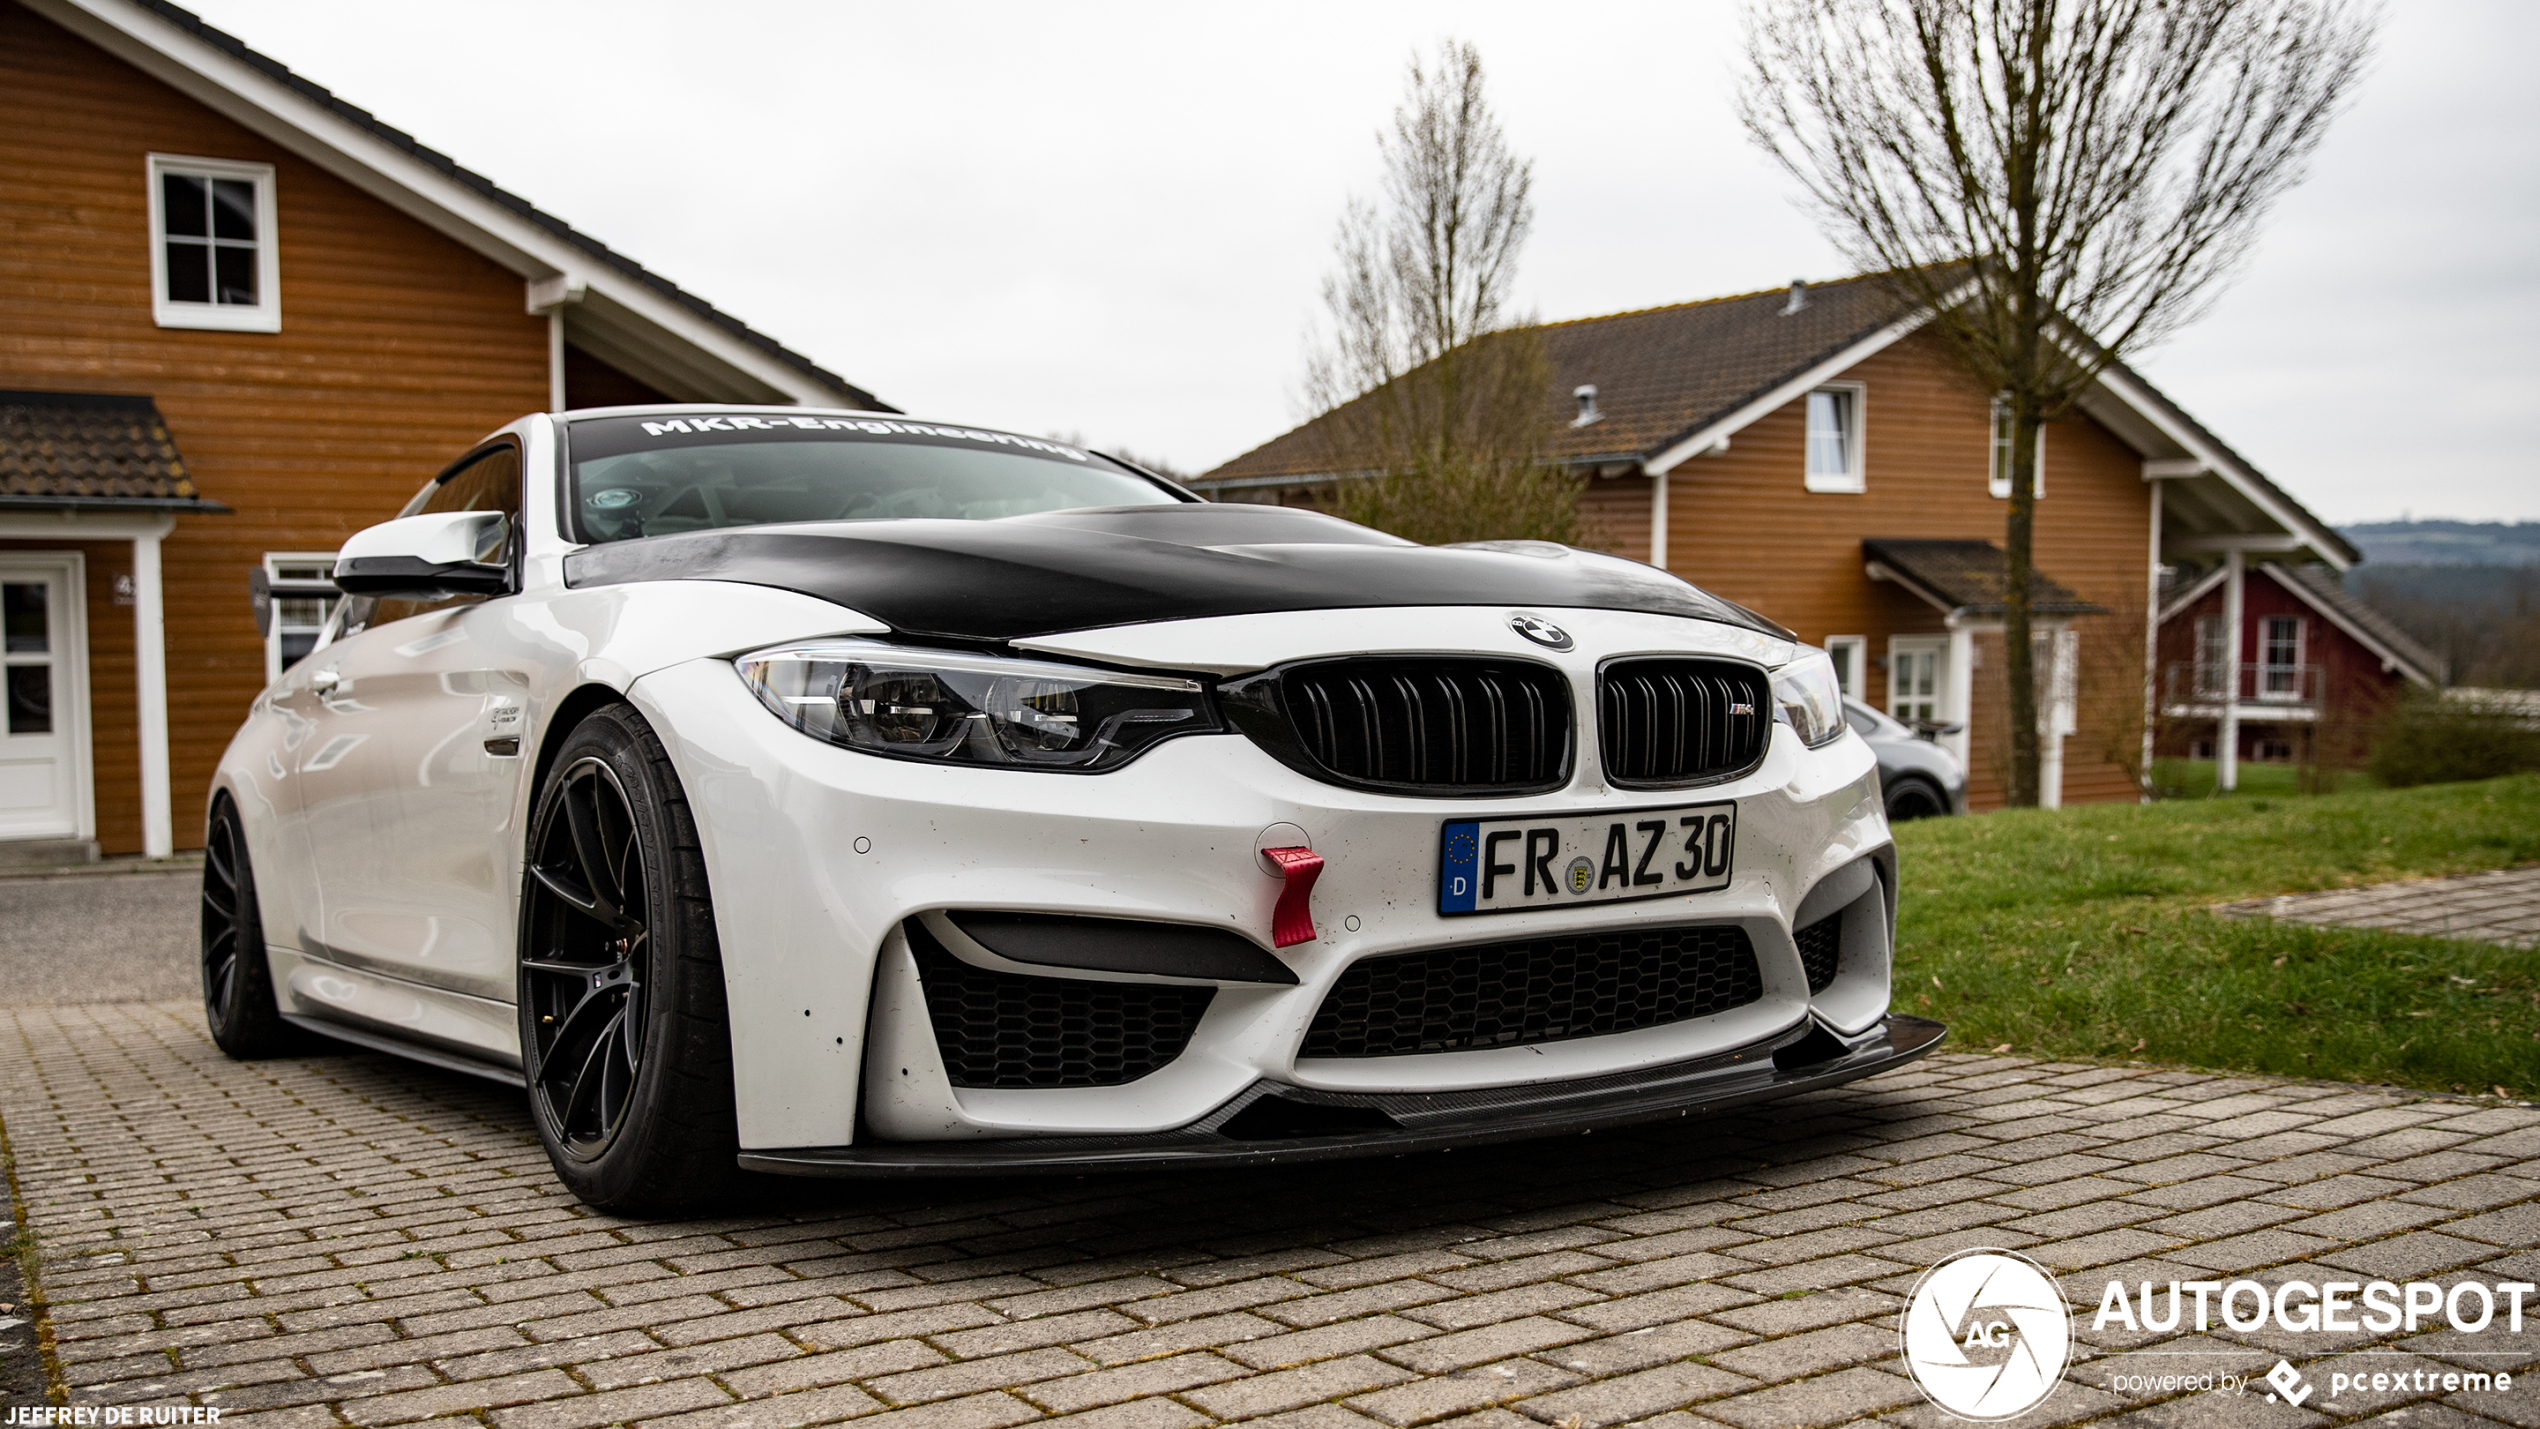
1508;613;1574;650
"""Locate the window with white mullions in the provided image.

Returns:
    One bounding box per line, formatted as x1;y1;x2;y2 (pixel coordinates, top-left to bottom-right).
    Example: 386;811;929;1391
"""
2262;615;2304;698
2193;614;2229;699
147;154;280;332
260;554;341;683
1804;384;1864;492
1988;397;2044;499
1889;637;1944;724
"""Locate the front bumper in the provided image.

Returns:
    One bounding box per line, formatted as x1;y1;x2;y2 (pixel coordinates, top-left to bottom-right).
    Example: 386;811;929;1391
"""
738;1013;1944;1176
631;605;1901;1153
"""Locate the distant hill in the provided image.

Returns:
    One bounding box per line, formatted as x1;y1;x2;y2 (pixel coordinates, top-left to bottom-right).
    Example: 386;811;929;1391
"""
2339;520;2540;567
2335;522;2540;689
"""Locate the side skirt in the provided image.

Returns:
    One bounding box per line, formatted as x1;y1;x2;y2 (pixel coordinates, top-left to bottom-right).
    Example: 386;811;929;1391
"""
281;1013;528;1088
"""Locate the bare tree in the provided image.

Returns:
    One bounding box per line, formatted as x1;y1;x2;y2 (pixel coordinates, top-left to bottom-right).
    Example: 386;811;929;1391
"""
1301;41;1581;546
1739;0;2374;805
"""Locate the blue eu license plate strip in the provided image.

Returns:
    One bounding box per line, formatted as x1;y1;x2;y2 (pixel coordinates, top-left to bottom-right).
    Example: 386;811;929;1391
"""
1438;801;1737;915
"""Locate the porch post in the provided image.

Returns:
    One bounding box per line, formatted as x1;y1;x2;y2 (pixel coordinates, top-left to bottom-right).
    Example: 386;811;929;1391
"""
2141;481;2162;800
548;311;568;413
2040;625;2076;810
1944;618;1976;772
132;526;172;858
2218;546;2244;793
1649;471;1669;571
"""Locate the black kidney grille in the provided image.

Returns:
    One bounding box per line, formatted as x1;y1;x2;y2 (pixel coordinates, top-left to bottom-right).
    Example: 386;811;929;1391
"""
907;922;1212;1088
1284;659;1570;791
1796;914;1840;994
1301;924;1764;1058
1600;659;1772;785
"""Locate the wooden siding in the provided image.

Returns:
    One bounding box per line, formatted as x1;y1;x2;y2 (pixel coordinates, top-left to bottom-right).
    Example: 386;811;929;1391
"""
1;1;549;851
565;343;672;409
1579;330;2157;810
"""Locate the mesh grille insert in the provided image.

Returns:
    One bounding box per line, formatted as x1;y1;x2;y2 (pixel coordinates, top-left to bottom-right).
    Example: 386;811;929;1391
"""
1599;659;1772;786
1283;659;1570;792
1301;924;1765;1058
907;921;1213;1088
1796;915;1841;994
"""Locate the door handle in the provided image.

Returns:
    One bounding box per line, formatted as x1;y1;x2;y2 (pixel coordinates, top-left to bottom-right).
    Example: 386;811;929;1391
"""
310;668;341;692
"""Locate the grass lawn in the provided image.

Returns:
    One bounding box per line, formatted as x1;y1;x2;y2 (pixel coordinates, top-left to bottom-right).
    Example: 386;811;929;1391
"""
1890;772;2540;1097
2149;757;2378;799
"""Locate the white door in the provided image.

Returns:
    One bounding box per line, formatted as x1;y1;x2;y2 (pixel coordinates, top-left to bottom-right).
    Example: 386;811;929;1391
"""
0;558;90;841
1888;636;1946;725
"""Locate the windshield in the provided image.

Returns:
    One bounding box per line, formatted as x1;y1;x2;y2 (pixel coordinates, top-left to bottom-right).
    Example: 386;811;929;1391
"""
565;413;1181;543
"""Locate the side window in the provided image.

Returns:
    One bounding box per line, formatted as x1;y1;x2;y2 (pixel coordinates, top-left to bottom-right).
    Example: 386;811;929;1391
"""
148;154;280;333
1823;635;1866;701
261;553;340;681
1803;384;1865;493
1988;398;2045;500
356;444;523;631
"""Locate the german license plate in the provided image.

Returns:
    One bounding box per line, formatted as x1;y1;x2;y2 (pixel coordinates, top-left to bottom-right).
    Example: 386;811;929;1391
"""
1438;802;1737;915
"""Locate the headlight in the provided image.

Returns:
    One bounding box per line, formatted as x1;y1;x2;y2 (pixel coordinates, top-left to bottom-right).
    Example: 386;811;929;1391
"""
1770;648;1846;749
735;641;1221;772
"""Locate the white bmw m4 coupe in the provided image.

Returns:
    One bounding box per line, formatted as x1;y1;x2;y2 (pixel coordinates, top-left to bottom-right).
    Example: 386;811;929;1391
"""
205;406;1942;1210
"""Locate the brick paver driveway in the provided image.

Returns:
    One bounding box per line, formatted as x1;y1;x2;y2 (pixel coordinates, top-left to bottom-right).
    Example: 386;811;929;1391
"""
2216;865;2540;951
6;1003;2539;1429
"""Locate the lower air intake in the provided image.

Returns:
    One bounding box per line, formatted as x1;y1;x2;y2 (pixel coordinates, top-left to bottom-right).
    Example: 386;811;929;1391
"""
907;921;1212;1088
1301;924;1765;1058
1796;914;1841;994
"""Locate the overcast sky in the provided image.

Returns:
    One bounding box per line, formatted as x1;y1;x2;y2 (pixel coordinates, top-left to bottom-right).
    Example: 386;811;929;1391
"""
189;0;2539;524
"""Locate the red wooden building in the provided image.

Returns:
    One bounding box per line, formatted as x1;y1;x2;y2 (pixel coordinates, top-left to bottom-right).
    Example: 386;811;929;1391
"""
2156;559;2441;783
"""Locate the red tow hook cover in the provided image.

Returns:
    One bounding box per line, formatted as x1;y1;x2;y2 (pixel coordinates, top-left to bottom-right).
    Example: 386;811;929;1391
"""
1261;846;1323;948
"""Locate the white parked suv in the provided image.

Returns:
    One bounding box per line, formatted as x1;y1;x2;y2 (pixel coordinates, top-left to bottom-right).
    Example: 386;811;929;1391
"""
202;407;1942;1210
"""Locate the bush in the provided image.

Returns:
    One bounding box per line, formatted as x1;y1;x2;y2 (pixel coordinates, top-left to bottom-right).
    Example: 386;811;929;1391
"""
2367;691;2540;787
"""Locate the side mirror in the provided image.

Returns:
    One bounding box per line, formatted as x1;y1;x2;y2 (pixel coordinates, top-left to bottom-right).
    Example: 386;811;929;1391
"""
333;511;510;597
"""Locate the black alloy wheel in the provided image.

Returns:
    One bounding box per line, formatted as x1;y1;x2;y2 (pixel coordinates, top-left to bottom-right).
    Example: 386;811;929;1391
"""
518;703;742;1211
522;755;652;1158
1883;776;1949;822
201;797;305;1057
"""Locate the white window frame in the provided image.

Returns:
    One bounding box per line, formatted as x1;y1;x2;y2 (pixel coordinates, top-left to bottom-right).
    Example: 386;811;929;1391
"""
1888;635;1946;724
1802;382;1866;493
2260;614;2305;700
1988;397;2045;499
1823;635;1867;701
260;551;339;683
147;154;281;333
2192;613;2229;699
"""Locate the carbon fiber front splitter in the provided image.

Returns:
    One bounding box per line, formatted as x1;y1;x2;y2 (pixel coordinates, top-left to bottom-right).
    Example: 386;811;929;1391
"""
737;1013;1945;1178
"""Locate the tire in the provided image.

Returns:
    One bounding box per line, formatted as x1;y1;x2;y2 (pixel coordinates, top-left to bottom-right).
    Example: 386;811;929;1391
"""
518;702;743;1213
202;796;308;1057
1883;776;1950;822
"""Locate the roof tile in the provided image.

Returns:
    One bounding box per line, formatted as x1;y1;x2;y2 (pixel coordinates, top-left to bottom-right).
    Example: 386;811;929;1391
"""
0;391;220;508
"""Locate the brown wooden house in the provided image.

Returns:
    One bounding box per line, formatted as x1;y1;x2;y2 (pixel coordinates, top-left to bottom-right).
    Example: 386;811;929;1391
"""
1198;275;2357;810
2;0;888;862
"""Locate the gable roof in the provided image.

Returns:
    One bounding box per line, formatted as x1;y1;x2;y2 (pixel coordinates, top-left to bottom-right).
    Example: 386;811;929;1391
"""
1861;539;2104;618
1205;275;1921;489
1198;272;2354;569
2161;560;2443;688
27;0;891;412
0;390;227;510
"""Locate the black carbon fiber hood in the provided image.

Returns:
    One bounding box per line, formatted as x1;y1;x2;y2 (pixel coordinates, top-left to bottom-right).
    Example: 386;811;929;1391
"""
560;503;1790;643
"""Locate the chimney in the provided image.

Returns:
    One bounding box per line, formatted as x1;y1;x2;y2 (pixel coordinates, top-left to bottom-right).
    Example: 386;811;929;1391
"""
1781;279;1809;315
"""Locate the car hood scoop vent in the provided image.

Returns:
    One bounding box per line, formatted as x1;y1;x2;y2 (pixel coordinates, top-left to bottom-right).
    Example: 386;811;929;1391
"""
561;503;1787;642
